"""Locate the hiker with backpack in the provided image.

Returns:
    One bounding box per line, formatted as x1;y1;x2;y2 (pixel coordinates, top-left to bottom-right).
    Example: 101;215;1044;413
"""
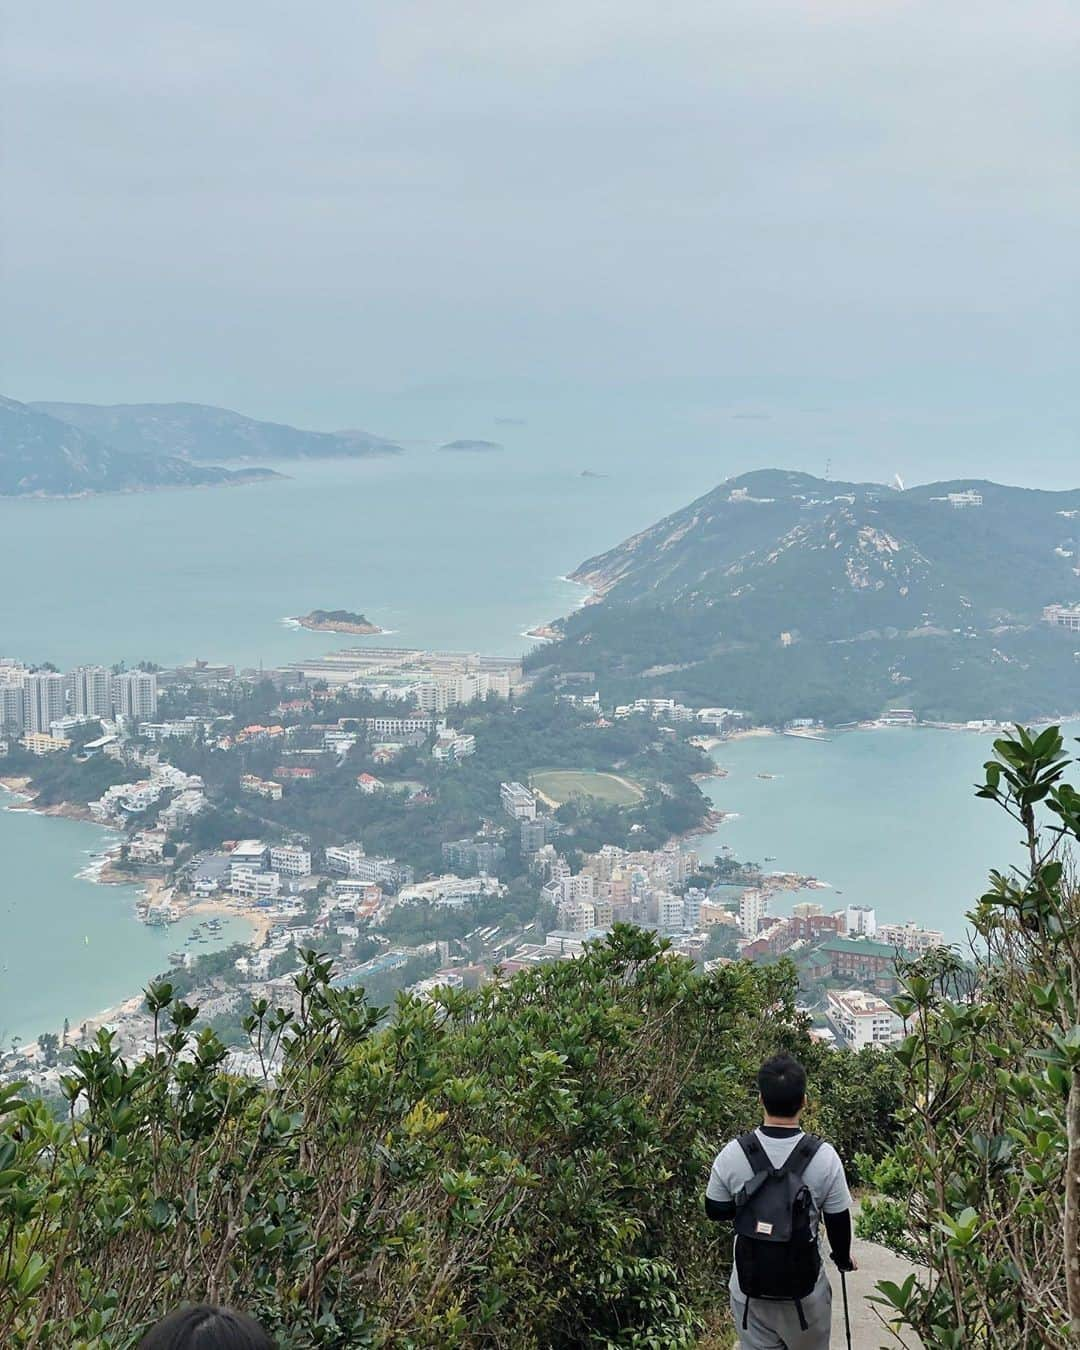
705;1053;856;1349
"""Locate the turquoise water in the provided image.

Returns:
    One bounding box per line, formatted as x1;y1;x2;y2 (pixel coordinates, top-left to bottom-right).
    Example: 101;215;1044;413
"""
0;792;251;1047
0;455;708;670
699;723;1080;942
2;443;1077;1039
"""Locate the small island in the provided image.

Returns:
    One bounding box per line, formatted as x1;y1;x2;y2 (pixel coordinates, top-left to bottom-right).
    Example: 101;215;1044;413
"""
293;609;384;635
439;439;504;453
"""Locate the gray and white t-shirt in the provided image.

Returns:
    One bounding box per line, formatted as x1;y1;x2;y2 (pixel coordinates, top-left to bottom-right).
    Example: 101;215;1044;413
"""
706;1128;852;1297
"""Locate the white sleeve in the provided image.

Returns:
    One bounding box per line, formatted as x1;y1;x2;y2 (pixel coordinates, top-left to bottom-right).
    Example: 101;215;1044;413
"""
705;1144;737;1202
819;1145;853;1214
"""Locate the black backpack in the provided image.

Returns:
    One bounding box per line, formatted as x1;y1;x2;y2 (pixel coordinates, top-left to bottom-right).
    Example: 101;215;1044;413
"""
733;1131;823;1331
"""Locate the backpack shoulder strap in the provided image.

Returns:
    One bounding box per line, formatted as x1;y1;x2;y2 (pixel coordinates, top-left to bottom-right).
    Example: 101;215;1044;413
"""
736;1130;771;1176
775;1132;823;1179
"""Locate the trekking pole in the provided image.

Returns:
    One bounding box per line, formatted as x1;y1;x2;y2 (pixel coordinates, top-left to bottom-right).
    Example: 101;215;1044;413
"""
840;1268;852;1350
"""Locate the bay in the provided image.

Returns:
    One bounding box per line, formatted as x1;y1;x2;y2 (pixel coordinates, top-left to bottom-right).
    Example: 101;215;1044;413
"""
2;434;1078;1041
0;454;703;671
698;722;1080;943
0;793;252;1048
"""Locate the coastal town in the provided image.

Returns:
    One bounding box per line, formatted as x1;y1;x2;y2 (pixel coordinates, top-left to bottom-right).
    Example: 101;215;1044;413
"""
2;644;965;1095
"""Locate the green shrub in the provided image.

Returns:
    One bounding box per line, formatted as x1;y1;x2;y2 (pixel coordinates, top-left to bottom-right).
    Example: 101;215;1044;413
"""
0;927;879;1348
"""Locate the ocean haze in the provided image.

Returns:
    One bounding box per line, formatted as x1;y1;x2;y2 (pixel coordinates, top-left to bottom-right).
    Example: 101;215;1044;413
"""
1;1;1077;487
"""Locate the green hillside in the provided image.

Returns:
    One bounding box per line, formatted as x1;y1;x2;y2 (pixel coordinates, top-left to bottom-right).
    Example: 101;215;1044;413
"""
0;931;898;1347
532;470;1080;722
0;397;277;497
31;400;402;462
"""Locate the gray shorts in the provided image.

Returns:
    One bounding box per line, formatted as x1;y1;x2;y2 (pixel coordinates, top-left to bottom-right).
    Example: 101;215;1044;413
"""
730;1271;833;1350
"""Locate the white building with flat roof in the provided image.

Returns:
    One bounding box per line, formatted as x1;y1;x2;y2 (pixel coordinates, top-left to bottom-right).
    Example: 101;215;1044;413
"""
876;921;945;954
325;844;365;875
231;869;281;901
827;989;905;1051
500;781;537;820
269;845;311;877
845;905;877;938
229;839;268;870
1043;604;1080;632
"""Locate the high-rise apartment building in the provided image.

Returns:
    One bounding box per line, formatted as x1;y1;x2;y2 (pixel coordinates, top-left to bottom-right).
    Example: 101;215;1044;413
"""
0;681;25;733
112;670;158;722
739;889;767;938
22;673;66;735
69;665;113;718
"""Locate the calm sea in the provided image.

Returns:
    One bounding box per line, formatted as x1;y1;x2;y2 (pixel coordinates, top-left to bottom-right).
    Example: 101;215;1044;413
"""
699;723;1080;943
1;431;1077;1041
0;795;252;1048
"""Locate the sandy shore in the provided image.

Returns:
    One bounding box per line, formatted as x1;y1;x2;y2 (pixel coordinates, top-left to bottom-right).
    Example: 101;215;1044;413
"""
725;727;777;741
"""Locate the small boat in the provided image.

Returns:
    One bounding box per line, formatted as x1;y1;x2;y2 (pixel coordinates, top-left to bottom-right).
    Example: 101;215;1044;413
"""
756;772;776;780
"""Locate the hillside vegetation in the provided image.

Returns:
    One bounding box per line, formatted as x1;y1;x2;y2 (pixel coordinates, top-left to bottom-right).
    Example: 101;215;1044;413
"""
31;401;401;462
0;397;276;498
532;470;1080;722
858;725;1080;1346
0;931;897;1348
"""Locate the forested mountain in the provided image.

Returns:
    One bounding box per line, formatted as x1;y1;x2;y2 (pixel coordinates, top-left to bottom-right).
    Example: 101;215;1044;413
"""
31;400;402;462
532;470;1080;722
0;396;276;497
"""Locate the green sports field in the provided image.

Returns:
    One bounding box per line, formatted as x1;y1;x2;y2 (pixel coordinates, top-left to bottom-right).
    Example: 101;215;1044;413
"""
530;770;645;807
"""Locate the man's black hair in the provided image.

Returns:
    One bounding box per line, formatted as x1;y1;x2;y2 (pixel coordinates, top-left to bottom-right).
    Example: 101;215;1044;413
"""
757;1053;807;1117
138;1305;276;1350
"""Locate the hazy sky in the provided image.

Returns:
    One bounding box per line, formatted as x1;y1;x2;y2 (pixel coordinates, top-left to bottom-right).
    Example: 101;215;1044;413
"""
2;1;1077;447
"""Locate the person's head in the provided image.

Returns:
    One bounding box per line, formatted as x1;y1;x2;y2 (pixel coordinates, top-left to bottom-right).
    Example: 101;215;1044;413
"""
757;1053;807;1121
138;1305;275;1350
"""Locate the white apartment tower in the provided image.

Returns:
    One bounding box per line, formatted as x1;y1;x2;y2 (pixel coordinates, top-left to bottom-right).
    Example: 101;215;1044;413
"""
112;670;158;722
22;673;66;735
69;665;113;719
739;889;768;938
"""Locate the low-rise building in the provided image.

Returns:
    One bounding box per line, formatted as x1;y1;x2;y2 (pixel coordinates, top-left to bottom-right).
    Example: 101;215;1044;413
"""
1043;603;1080;632
356;773;384;794
398;874;503;907
268;845;312;877
128;830;168;863
432;730;476;761
876;921;945;954
827;988;906;1050
807;936;912;994
229;839;269;871
22;732;70;755
230;868;282;901
364;714;436;738
240;774;283;801
325;844;365;875
442;838;506;873
500;781;537;820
